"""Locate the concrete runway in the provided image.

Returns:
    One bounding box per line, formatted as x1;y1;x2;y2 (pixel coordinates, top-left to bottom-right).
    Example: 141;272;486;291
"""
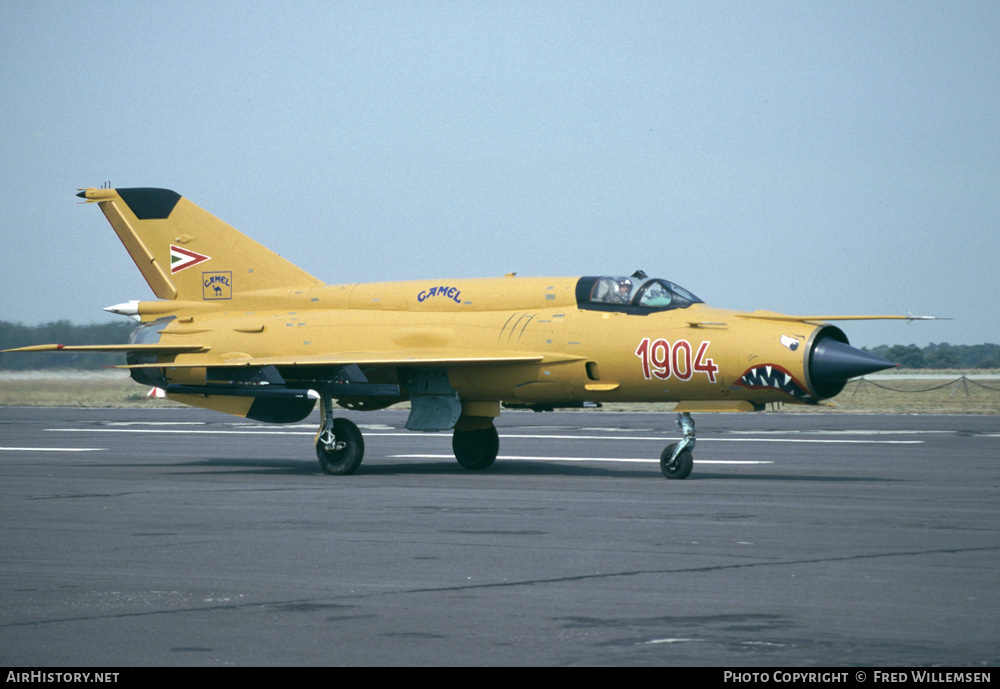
1;406;997;666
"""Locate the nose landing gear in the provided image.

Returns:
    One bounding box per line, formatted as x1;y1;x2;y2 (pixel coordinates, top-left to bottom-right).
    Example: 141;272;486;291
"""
660;412;695;479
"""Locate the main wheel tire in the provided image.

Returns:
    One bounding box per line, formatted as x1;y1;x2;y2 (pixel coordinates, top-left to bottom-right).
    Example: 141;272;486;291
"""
452;425;500;470
660;443;693;480
316;418;365;475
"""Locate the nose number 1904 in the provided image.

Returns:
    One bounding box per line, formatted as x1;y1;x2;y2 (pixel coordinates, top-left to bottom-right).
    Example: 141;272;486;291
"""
635;338;718;383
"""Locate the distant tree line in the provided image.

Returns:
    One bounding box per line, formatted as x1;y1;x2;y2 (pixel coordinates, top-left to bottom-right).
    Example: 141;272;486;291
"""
1;321;998;370
864;343;1000;369
0;321;134;370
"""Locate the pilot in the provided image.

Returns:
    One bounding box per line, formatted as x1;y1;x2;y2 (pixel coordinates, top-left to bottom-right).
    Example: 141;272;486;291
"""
611;277;633;304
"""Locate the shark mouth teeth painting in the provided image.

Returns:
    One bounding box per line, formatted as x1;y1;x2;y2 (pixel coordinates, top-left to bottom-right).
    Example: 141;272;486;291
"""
735;364;814;403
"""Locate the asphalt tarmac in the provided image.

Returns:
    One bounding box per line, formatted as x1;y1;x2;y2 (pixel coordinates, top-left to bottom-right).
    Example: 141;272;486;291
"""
1;406;997;667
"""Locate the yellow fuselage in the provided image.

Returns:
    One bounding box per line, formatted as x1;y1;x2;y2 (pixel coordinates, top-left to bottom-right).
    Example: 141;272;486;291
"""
142;275;831;412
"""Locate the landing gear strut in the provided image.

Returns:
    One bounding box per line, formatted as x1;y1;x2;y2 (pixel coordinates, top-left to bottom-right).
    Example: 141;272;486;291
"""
660;412;695;479
316;394;365;475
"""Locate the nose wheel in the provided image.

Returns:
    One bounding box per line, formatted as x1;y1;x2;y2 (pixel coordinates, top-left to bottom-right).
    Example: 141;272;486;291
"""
660;412;695;479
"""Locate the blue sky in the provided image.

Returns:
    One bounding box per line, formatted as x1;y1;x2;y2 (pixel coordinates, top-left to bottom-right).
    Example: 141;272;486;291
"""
2;1;997;347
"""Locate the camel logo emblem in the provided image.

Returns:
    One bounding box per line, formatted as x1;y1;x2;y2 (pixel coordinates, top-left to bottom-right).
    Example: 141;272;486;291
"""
203;272;232;300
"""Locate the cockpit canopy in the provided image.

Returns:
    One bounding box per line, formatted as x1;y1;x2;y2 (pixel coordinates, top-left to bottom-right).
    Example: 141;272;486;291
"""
575;275;702;314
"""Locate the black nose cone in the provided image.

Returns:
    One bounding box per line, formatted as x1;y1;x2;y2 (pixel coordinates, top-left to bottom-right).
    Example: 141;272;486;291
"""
810;337;895;399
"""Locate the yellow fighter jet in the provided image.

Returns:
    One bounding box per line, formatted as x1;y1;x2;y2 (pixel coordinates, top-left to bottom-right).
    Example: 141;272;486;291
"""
7;187;923;479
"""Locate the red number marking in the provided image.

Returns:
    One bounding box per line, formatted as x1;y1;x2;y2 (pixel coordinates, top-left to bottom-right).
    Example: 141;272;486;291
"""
693;341;718;383
636;339;716;383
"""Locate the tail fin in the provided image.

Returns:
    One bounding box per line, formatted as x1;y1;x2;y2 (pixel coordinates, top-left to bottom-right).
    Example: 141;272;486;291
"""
77;187;323;301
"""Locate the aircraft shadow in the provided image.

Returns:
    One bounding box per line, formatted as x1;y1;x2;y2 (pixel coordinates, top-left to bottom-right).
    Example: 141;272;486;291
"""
148;457;893;482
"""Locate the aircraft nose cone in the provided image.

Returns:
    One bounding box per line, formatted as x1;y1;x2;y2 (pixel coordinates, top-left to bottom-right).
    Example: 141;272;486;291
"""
809;337;895;399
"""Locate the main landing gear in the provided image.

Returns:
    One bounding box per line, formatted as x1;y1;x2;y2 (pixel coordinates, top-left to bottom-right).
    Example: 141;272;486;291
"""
452;425;500;470
316;395;365;475
315;394;501;475
660;412;695;480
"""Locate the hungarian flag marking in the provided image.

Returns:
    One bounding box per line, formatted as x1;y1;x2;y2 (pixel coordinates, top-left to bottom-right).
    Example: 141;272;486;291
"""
170;245;211;273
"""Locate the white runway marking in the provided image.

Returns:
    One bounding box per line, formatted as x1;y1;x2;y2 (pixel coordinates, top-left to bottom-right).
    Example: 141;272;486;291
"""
49;428;316;435
1;447;104;452
392;454;773;465
46;428;925;444
643;638;702;645
100;421;207;426
500;434;924;444
723;429;950;436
